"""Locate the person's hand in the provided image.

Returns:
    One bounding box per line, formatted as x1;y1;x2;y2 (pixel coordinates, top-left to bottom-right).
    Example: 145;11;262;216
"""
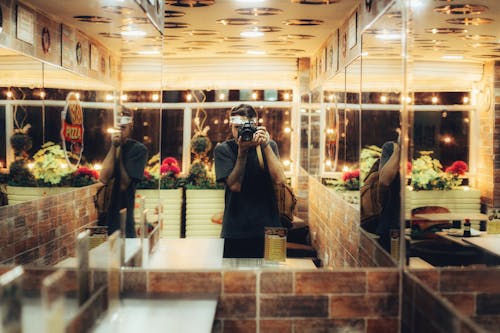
254;126;270;148
237;136;257;153
112;132;121;147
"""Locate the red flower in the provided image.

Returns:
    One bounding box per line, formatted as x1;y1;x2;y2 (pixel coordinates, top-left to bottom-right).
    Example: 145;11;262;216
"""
342;169;360;182
74;166;99;180
445;161;468;176
144;170;152;180
162;157;179;166
407;161;412;174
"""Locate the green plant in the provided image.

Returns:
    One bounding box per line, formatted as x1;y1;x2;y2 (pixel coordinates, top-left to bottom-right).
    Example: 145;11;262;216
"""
10;132;32;159
31;142;74;186
7;160;37;187
411;152;465;190
61;166;99;187
191;133;211;157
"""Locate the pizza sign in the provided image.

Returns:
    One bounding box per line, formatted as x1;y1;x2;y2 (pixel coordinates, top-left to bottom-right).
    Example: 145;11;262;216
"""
60;92;84;167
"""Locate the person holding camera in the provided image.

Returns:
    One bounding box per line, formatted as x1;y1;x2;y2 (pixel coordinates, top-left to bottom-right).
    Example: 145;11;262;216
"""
100;108;148;238
214;104;286;258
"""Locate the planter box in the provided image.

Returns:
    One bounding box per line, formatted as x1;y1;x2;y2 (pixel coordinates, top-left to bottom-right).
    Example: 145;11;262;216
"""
6;186;75;205
406;187;481;215
135;188;183;238
185;189;224;238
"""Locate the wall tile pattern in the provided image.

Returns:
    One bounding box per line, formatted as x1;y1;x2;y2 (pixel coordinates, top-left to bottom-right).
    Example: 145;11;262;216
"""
403;272;486;333
411;267;500;332
0;185;99;265
121;268;399;333
308;176;395;268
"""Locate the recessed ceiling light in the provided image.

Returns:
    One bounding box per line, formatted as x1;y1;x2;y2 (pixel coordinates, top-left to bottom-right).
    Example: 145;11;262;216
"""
137;50;161;55
282;19;324;26
165;10;185;18
247;50;266;55
235;8;283;16
446;17;494;26
217;18;258;25
240;30;264;37
121;30;147;37
375;33;400;40
434;4;489;15
441;55;463;60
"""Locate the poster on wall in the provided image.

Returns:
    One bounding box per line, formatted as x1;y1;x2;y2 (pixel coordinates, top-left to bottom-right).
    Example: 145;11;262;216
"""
16;5;34;44
330;30;339;73
90;44;99;71
348;12;357;50
60;92;84;168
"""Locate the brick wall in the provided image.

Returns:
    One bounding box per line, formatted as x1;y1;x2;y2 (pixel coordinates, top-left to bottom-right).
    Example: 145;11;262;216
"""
308;175;395;268
0;184;99;265
402;272;485;333
411;267;500;333
121;268;400;333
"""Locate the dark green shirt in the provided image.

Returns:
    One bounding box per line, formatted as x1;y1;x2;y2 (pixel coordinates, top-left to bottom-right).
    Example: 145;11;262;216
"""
214;139;281;239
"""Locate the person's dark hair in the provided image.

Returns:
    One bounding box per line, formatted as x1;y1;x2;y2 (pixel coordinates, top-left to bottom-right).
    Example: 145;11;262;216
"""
230;104;257;118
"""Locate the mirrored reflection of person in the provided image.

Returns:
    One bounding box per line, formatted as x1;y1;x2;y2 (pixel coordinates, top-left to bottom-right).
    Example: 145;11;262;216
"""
214;104;286;258
100;109;148;238
376;141;401;251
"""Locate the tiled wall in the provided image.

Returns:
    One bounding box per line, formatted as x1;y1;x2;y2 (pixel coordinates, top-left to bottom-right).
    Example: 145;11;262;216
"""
121;268;400;333
0;184;99;265
308;176;395;268
402;272;486;333
411;267;500;333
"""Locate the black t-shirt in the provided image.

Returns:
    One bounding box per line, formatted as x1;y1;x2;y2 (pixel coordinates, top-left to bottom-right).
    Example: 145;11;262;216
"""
107;139;148;237
214;139;281;239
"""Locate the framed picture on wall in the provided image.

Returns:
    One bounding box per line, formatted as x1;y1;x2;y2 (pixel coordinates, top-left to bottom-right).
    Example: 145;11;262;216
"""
16;5;34;44
348;11;358;50
330;30;339;73
90;44;99;71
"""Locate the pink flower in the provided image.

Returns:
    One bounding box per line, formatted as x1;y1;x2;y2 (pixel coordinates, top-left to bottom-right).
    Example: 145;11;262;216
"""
162;157;179;166
161;163;180;175
445;161;468;176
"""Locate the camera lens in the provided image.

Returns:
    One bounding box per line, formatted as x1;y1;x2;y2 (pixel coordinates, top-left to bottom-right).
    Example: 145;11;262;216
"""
238;122;256;142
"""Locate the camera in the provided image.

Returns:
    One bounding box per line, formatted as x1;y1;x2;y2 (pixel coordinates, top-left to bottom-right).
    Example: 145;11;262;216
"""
238;122;257;142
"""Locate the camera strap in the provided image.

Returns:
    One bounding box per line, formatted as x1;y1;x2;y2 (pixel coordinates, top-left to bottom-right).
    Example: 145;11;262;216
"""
256;145;265;170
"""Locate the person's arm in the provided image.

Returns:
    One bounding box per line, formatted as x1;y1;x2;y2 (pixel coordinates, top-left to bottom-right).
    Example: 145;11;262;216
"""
225;140;253;192
99;134;120;185
379;142;400;186
262;142;286;185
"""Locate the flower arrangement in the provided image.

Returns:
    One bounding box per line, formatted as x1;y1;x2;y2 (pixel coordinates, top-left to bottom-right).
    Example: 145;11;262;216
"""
31;142;73;186
62;166;99;187
342;169;360;190
138;154;160;189
411;152;466;190
160;156;183;189
323;169;360;191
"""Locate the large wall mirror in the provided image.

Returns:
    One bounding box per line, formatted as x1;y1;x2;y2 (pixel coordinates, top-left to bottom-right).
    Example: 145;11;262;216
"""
405;0;498;269
0;48;116;206
359;1;403;261
0;0;164;269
